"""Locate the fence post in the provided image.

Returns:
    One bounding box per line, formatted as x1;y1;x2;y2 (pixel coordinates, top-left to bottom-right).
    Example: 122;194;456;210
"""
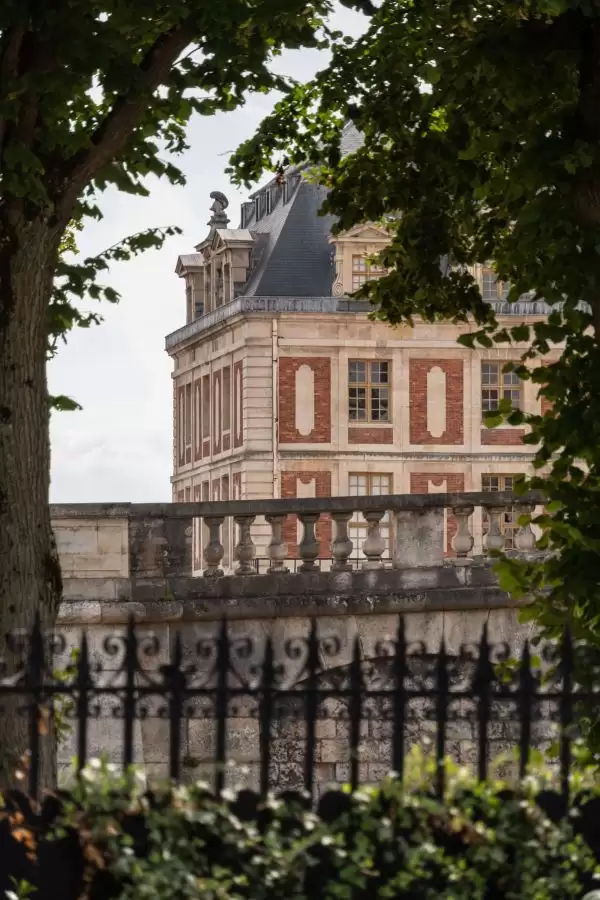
392;617;406;780
123;616;137;770
518;641;534;779
349;636;362;791
260;637;275;797
215;619;229;798
76;632;90;774
168;631;184;781
304;620;319;799
475;624;492;782
435;636;449;799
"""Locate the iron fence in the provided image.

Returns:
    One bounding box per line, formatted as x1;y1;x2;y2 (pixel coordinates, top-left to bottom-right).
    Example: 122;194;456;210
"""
0;615;598;804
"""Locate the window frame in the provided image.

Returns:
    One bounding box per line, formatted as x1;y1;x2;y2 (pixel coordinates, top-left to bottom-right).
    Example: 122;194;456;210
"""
481;361;521;415
351;254;386;292
480;265;510;301
348;472;393;561
348;358;391;424
481;474;521;550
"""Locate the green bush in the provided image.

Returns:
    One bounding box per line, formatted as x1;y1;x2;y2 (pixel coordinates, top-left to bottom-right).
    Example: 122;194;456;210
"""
45;754;600;900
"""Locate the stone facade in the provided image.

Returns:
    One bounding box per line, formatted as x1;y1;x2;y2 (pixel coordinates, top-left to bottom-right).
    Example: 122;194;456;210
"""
166;172;559;570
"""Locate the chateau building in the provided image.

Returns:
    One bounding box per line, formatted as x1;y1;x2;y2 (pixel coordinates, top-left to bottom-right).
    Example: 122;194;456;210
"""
165;125;553;570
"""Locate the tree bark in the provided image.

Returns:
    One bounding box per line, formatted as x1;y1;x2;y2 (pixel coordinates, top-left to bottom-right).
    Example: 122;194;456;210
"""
0;214;62;792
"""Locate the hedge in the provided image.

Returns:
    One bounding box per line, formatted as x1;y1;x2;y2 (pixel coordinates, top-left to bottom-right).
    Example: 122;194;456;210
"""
0;756;599;900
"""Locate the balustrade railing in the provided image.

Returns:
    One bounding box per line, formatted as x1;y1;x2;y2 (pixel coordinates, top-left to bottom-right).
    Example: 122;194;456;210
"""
170;490;543;578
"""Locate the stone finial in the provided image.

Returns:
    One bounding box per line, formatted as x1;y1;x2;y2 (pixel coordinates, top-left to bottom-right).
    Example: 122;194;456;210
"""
208;190;230;232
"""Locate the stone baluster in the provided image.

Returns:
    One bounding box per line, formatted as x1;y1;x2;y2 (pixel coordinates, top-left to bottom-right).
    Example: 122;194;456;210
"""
361;510;386;569
331;512;354;571
203;516;225;577
233;515;256;575
514;503;537;554
451;506;474;565
484;504;506;555
298;513;320;573
266;515;289;574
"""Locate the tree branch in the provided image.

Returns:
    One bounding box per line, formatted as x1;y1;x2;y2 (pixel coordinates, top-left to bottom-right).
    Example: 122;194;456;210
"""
57;23;193;225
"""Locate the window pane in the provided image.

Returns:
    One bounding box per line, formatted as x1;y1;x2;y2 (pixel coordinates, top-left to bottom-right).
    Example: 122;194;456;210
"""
481;389;499;411
349;387;367;420
349;474;368;495
370;475;392;495
352;255;367;273
349;360;366;384
371;361;389;383
503;370;520;386
481;362;498;385
482;267;499;300
370;387;389;421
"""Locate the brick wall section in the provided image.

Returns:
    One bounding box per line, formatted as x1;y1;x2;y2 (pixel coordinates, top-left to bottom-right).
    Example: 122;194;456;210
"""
410;472;464;555
202;375;211;458
281;471;332;558
177;386;185;467
194;380;202;461
233;360;243;448
185;383;192;464
279;358;331;443
213;370;222;455
348;427;393;444
409;359;464;444
540;396;553;415
481;429;525;445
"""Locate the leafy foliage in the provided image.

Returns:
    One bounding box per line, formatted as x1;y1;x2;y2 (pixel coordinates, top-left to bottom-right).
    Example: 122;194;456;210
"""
0;0;374;381
228;0;600;735
3;756;600;900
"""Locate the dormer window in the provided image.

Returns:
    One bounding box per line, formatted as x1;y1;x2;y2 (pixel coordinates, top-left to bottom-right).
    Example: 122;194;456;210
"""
255;196;261;220
266;191;272;215
282;181;289;204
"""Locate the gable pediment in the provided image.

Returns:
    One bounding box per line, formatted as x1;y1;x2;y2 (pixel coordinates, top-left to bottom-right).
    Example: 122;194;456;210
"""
332;222;390;243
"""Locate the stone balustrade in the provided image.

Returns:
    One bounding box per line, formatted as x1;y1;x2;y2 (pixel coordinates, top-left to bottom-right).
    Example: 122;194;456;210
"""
52;490;543;586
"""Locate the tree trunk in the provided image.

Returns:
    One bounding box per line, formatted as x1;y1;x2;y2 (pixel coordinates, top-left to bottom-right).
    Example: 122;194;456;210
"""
0;215;63;793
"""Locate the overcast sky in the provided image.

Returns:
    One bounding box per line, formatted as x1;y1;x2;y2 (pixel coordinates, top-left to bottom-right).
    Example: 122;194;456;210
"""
48;5;367;504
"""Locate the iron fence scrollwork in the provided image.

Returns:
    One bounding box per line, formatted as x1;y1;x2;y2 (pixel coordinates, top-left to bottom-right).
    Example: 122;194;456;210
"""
0;614;597;807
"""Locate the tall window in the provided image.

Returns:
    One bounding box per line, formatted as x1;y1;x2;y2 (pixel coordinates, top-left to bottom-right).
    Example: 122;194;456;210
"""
481;362;521;413
348;360;390;422
352;255;386;291
349;473;392;562
480;266;509;301
482;474;522;550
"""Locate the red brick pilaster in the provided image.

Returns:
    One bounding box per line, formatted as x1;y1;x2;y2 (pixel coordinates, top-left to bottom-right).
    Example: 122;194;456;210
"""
279;358;331;443
409;359;464;444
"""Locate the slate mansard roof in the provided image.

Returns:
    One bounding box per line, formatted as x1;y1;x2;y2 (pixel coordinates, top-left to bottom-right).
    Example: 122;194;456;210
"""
172;121;550;324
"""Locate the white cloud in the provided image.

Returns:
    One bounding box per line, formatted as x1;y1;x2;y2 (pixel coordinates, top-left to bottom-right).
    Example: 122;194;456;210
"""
49;4;367;502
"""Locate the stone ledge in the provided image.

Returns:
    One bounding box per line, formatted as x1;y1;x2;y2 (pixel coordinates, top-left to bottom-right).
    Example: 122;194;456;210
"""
58;565;521;624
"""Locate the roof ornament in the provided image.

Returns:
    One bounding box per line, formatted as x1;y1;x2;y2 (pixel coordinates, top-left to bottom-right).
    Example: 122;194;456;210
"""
208;191;230;232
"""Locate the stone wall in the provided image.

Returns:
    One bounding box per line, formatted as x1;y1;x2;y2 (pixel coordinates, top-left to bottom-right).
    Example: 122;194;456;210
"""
50;499;546;790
